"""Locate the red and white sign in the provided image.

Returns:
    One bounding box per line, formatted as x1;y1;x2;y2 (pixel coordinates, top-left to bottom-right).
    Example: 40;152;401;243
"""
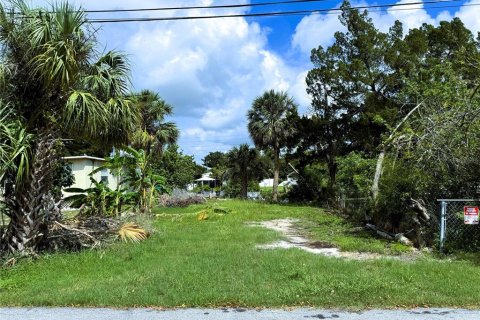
464;206;479;225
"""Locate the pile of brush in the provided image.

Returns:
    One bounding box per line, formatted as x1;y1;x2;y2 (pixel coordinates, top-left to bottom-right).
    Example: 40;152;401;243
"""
41;216;149;252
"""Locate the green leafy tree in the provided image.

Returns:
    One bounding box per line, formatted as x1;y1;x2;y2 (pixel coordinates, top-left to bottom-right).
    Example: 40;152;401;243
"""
247;90;298;202
372;18;480;202
65;177;136;217
302;1;406;200
154;144;204;189
203;151;228;189
0;2;138;254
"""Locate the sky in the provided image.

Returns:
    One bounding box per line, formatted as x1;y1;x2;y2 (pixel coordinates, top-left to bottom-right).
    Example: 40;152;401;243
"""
28;0;480;163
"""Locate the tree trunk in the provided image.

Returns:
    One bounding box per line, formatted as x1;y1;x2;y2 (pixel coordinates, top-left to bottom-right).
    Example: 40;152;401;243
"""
4;133;60;255
371;102;423;202
272;150;280;202
326;153;337;201
371;150;385;202
241;172;248;199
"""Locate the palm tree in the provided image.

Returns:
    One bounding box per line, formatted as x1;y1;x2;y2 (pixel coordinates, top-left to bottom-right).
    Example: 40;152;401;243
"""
0;1;139;254
227;144;261;199
131;90;179;158
247;90;298;202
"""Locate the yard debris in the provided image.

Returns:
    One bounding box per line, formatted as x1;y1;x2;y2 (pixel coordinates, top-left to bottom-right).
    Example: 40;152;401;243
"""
366;223;414;247
158;193;206;208
42;216;149;251
195;203;233;221
118;223;149;243
196;210;209;221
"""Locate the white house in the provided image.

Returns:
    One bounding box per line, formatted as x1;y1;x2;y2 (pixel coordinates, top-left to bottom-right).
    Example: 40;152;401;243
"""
62;155;118;197
259;179;274;188
260;178;297;189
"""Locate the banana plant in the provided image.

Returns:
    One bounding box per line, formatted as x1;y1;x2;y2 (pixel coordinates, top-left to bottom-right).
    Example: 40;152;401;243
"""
64;178;136;217
119;147;169;214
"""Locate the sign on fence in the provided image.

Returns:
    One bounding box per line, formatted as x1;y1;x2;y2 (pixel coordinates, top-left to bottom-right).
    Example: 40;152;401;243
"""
464;206;479;225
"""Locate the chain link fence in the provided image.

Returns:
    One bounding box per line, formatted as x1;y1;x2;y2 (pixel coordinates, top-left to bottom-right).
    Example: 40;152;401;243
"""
438;199;480;252
339;197;370;220
339;197;480;252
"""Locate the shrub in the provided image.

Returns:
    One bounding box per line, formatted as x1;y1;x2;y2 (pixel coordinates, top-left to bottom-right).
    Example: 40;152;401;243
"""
158;193;206;207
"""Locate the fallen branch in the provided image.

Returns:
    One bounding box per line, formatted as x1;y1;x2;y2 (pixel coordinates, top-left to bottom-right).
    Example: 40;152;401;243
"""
366;223;414;246
53;221;99;247
366;223;394;240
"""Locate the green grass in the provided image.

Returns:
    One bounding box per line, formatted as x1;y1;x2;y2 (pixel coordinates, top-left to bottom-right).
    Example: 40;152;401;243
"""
260;186;287;192
1;200;480;309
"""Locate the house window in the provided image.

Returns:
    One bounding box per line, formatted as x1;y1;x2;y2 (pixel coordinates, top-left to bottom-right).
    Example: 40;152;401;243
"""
100;168;108;184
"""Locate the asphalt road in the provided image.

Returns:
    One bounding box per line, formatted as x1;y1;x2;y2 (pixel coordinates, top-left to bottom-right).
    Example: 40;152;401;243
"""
1;308;480;319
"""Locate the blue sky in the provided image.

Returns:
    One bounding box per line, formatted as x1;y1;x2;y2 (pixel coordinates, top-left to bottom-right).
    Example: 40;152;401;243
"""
30;0;480;163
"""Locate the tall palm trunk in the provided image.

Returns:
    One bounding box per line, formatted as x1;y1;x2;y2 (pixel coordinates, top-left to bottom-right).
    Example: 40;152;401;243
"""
4;133;60;255
241;172;248;199
272;150;280;202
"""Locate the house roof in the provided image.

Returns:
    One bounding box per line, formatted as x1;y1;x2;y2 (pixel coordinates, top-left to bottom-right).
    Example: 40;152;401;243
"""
196;172;216;182
63;155;105;162
196;177;216;182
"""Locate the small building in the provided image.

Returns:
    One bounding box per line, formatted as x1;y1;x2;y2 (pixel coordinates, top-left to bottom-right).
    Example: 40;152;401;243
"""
260;178;297;190
259;179;274;188
63;155;119;197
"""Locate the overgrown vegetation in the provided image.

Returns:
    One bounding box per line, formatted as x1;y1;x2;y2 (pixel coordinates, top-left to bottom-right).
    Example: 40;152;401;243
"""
280;1;480;250
158;193;206;208
1;200;480;308
0;1;177;255
0;1;139;255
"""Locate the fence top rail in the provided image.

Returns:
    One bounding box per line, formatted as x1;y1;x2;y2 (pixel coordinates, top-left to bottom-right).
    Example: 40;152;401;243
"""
437;199;480;202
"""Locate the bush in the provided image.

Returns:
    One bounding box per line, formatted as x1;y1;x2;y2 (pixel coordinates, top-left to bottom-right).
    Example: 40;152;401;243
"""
158;193;206;207
374;159;429;231
336;152;375;198
286;162;328;203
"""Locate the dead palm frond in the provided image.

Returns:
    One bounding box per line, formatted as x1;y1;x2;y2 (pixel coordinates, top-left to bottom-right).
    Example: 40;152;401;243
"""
118;222;149;243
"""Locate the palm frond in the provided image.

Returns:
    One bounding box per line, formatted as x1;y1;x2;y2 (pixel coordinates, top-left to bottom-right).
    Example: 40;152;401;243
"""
63;90;107;137
88;50;131;98
0;104;32;185
118;222;149;243
102;97;140;146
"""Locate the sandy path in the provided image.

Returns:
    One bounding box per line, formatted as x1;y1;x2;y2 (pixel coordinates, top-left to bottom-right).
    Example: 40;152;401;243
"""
248;218;397;260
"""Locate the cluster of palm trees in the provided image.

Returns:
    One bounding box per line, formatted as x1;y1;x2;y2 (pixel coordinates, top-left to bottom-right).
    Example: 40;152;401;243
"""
221;90;298;200
0;2;177;255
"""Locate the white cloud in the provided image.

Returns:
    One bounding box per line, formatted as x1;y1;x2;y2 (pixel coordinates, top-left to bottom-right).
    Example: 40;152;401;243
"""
292;0;442;55
290;71;311;114
27;0;308;160
454;0;480;34
29;0;480;162
384;0;434;31
180;124;249;159
292;10;345;54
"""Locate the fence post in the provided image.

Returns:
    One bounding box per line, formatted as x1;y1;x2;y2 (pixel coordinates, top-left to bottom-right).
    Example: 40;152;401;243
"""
439;201;447;252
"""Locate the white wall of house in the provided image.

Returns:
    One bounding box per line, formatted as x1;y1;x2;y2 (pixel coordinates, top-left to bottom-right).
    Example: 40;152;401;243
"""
259;179;274;188
63;156;118;197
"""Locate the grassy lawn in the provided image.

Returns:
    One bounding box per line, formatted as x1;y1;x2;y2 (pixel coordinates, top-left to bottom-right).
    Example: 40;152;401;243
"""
1;200;480;309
